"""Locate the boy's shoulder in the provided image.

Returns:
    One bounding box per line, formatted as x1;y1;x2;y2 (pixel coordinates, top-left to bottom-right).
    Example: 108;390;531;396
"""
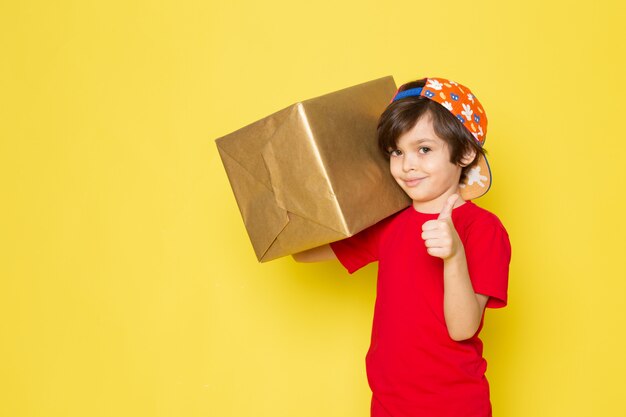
359;205;414;242
455;201;508;233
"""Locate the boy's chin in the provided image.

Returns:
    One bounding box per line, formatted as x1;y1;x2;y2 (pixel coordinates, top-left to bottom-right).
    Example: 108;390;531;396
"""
398;185;428;200
402;187;462;206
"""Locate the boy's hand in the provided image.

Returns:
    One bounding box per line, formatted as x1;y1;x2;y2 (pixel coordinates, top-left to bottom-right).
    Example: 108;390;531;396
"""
421;194;463;260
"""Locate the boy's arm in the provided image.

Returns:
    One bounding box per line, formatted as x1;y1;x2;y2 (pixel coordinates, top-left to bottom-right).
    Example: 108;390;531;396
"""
292;244;337;263
421;194;488;341
442;253;489;341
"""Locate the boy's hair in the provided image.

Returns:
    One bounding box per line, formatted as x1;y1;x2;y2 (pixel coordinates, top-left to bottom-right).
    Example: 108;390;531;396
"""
377;79;487;183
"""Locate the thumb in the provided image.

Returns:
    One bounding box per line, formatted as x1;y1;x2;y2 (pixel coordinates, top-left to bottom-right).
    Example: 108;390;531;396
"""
438;194;459;220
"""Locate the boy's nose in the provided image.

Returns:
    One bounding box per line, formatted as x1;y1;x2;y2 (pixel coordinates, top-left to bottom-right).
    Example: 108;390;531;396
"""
402;153;417;172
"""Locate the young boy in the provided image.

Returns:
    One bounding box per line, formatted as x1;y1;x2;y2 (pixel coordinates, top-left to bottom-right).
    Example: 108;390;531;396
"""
293;77;511;417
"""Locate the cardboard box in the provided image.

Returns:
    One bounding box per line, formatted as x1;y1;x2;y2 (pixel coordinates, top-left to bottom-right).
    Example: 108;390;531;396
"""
215;76;410;262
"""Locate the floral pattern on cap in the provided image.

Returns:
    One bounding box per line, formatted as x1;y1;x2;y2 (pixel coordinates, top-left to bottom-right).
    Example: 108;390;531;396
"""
422;77;488;146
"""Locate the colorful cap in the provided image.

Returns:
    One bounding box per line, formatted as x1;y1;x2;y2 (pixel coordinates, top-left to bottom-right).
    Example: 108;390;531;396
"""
391;77;492;200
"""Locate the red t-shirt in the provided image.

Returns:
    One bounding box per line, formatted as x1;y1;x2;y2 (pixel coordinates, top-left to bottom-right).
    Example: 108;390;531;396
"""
330;201;511;417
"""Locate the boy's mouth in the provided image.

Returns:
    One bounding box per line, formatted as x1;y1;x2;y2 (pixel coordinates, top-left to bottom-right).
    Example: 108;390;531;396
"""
403;177;426;187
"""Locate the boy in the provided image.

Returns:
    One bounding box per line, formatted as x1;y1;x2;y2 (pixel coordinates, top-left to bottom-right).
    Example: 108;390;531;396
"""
293;78;511;417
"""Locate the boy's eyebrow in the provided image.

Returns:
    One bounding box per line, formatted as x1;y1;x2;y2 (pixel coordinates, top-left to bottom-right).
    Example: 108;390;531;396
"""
391;138;437;150
405;138;436;145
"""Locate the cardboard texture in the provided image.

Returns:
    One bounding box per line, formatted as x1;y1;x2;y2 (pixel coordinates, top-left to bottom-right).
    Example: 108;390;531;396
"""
215;76;411;262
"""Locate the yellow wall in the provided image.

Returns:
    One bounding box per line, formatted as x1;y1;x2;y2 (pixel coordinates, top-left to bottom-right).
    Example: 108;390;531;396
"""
2;1;625;416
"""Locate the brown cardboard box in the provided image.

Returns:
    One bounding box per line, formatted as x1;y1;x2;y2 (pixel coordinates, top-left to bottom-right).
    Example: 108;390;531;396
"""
215;76;410;262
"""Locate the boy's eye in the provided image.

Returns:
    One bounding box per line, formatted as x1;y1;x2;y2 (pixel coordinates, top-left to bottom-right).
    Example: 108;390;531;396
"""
389;149;402;157
418;147;431;154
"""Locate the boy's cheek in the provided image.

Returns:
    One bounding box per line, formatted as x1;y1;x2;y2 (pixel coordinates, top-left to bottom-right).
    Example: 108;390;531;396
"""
390;172;405;190
389;161;402;181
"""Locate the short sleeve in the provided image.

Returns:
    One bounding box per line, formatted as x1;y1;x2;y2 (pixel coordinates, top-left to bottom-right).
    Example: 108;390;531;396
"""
464;216;512;308
329;216;391;274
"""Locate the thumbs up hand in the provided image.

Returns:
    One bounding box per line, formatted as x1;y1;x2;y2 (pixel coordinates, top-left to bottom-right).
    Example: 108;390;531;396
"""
421;194;463;260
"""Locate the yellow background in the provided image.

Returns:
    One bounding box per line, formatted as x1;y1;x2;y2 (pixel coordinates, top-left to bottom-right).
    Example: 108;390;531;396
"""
1;1;625;416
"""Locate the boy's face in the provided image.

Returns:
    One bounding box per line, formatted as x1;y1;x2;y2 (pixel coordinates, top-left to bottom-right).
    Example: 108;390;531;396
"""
388;114;464;213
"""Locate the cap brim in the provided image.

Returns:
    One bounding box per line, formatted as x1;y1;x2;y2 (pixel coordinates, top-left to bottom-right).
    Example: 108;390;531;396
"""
459;154;492;201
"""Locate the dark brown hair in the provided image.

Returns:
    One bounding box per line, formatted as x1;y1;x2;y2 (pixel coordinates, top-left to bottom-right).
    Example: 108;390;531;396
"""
377;79;486;183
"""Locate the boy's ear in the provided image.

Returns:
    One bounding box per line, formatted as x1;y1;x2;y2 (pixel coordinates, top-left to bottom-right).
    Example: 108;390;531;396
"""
459;148;477;167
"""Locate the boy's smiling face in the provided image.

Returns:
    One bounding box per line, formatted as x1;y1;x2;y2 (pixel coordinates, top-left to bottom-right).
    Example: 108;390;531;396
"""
389;113;466;213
